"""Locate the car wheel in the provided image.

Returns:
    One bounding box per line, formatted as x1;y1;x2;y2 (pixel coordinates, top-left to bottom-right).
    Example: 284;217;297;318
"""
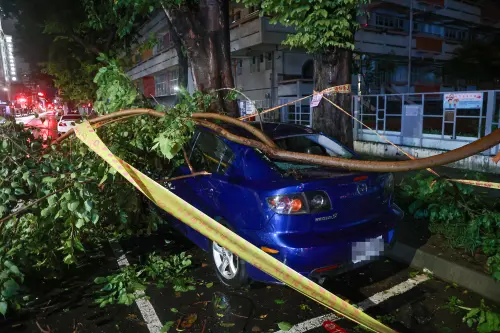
210;224;249;288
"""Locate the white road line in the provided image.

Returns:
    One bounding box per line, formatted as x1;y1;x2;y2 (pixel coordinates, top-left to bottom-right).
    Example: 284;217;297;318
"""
109;240;163;333
276;274;430;333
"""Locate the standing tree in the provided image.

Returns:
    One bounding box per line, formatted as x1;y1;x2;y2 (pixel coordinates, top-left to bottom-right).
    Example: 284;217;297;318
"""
239;0;369;148
159;0;237;116
90;0;238;116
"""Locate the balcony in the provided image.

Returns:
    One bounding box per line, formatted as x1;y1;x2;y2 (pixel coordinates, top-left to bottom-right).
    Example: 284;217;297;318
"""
127;48;178;81
230;12;294;54
417;0;444;8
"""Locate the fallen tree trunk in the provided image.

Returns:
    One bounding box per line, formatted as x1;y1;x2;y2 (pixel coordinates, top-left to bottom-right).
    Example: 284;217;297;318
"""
56;109;500;173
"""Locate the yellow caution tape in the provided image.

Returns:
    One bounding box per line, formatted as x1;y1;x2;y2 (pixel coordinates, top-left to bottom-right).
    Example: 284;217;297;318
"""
238;84;351;121
74;121;396;333
450;179;500;190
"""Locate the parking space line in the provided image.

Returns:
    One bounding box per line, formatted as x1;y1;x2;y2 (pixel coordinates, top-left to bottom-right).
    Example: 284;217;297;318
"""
109;240;163;333
276;274;430;333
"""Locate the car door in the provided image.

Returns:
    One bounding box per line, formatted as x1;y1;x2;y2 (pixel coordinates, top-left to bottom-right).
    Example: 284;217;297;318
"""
180;130;237;248
149;132;205;236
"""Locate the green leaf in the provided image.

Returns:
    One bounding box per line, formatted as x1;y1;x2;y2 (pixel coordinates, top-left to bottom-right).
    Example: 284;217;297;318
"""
131;282;147;291
277;322;292;331
14;188;26;195
99;173;108;185
5;261;21;276
68;201;79;212
274;299;286;305
84;200;93;212
170;308;178;313
0;301;7;316
206;282;213;288
42;177;57;184
2;279;20;298
94;277;108;284
160;321;175;333
75;219;85;229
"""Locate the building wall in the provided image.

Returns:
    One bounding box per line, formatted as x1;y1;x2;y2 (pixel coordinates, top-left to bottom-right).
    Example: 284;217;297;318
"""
354;140;500;174
127;1;500;108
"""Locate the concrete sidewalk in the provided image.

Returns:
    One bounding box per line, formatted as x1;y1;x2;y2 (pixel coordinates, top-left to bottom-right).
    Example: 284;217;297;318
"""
388;166;500;302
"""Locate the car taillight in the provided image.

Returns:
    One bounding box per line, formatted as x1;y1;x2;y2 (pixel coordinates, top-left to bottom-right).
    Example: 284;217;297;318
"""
59;122;66;127
267;190;331;215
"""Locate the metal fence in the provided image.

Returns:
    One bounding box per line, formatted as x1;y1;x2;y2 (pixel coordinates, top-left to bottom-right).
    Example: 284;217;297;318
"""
352;90;500;156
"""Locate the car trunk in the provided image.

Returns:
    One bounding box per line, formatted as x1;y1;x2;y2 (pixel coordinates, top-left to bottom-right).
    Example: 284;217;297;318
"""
273;167;390;235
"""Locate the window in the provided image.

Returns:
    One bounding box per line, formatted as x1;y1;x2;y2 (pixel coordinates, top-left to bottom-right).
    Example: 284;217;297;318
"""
237;59;243;75
250;56;260;73
261;134;353;172
168;68;179;94
155;73;168;96
189;131;235;174
265;53;272;70
249;6;256;13
445;27;468;41
231;11;241;22
135;51;142;63
414;22;444;37
374;14;404;30
163;32;173;49
260;54;264;63
155;35;165;54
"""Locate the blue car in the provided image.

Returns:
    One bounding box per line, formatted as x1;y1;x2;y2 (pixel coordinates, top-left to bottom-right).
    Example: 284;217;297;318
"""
154;122;403;287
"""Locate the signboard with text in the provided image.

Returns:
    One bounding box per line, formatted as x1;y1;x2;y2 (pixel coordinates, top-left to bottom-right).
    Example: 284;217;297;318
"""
310;93;323;108
443;93;483;109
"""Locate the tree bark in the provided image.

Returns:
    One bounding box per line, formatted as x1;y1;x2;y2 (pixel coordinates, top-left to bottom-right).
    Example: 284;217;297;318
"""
163;9;188;90
164;0;238;117
313;48;353;149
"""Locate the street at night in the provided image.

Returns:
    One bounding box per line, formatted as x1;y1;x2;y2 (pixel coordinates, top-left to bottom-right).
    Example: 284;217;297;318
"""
0;1;500;333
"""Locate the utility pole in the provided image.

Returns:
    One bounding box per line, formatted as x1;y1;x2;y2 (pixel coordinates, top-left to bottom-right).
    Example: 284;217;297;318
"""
407;0;414;93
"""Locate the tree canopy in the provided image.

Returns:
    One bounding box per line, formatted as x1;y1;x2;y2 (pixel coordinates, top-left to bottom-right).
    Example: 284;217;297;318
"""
239;0;368;54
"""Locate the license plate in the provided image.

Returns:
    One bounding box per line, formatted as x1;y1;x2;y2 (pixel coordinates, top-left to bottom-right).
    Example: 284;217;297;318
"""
351;235;384;264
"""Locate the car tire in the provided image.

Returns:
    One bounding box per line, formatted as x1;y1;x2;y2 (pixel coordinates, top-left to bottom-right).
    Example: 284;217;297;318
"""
209;222;249;288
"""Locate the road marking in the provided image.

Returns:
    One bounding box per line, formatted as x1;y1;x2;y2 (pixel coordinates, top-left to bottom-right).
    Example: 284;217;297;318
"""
276;274;430;333
109;240;163;333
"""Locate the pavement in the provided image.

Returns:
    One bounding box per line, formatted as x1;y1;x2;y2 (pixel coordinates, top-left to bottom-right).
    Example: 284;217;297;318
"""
1;144;498;332
15;112;59;140
3;231;495;333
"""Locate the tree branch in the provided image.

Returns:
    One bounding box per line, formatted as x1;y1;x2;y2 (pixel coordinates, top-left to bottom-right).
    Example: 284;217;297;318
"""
162;171;211;183
0;180;93;230
183;148;194;173
71;33;101;56
52;108;500;173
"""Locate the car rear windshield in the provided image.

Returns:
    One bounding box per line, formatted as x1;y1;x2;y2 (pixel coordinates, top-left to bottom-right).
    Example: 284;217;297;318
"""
264;134;354;171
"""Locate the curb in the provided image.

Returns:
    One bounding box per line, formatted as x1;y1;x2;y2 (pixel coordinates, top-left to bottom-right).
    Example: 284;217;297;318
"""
387;242;500;303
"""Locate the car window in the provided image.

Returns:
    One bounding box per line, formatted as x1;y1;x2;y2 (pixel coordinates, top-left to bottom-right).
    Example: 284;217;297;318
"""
275;134;353;158
262;134;354;172
189;130;235;174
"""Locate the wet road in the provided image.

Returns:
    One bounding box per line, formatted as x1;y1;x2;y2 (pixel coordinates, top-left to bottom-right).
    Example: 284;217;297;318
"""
17;112;59;141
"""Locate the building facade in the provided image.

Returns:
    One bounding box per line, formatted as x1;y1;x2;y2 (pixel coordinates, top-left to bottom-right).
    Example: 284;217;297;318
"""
0;18;17;104
126;0;500;127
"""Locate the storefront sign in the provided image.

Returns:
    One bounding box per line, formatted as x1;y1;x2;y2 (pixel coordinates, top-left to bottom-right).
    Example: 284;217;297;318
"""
443;93;483;109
